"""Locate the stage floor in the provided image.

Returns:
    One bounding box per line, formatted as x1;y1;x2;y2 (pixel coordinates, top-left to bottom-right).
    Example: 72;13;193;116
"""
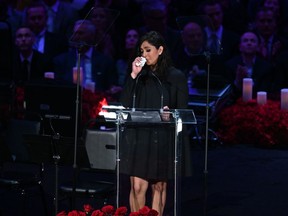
1;143;288;216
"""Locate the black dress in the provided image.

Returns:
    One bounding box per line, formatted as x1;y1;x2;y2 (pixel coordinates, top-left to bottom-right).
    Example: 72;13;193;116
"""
119;67;188;181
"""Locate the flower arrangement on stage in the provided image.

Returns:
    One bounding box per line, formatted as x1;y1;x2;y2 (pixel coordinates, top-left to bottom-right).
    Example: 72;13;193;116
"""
81;89;111;125
56;204;158;216
216;98;288;147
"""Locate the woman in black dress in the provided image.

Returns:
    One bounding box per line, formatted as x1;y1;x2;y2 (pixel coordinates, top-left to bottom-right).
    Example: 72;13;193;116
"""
119;31;188;215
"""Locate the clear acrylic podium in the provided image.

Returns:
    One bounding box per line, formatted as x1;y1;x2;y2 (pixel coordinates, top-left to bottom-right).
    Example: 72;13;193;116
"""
109;108;197;216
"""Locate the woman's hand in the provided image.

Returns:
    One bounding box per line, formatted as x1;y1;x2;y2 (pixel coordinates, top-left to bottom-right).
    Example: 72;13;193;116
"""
131;57;145;79
161;106;170;121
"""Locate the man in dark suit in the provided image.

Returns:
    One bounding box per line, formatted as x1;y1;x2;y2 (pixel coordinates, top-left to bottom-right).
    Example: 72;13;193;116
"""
253;7;288;64
12;26;50;86
198;0;240;61
25;2;69;67
53;19;118;92
41;0;79;39
173;20;227;81
225;31;274;101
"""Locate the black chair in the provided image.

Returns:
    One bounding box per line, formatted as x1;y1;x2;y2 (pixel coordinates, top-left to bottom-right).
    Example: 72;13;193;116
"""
58;118;117;210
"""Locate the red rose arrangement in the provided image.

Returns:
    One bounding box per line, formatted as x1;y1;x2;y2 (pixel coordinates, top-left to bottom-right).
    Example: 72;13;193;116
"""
57;204;158;216
216;98;288;147
81;89;111;125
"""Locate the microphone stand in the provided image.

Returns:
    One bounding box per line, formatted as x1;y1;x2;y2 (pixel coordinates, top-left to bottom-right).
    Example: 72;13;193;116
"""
203;50;211;216
67;7;119;209
203;37;222;216
71;45;84;209
46;116;61;216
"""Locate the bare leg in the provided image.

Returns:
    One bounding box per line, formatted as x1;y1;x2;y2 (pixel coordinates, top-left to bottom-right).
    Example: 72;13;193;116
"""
151;181;167;216
129;176;149;212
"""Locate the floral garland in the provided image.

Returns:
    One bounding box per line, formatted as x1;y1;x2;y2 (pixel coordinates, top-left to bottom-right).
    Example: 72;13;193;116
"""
216;98;288;147
57;204;158;216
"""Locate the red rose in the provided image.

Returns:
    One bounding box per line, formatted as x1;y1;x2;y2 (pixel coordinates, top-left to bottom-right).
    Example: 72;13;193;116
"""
101;205;114;214
147;209;158;216
67;210;85;216
114;206;128;215
91;210;104;216
83;204;93;213
129;212;140;216
56;210;67;216
138;206;151;215
216;97;288;147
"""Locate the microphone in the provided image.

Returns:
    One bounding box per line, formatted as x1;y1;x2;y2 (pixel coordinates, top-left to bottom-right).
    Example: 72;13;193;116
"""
132;70;146;111
151;72;164;113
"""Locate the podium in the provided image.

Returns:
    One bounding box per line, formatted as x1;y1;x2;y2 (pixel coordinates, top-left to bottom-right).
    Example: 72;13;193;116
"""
102;108;196;215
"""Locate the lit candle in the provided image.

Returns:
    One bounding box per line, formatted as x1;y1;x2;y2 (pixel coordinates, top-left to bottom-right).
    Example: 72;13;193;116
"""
44;72;54;79
281;89;288;111
257;91;267;105
242;78;253;102
85;81;95;93
73;67;83;85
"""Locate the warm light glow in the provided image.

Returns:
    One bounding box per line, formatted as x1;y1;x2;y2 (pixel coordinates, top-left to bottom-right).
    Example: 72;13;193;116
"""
44;72;54;79
242;78;253;102
281;89;288;111
257;91;267;105
73;67;83;84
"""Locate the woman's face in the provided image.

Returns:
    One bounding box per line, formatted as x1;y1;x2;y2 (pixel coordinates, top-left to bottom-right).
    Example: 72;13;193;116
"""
140;41;163;66
125;29;139;49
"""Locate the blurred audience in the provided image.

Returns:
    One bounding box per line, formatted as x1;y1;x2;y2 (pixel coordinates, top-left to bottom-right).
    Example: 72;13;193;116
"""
225;31;274;101
41;0;79;39
218;0;248;34
89;6;118;58
173;19;229;95
0;0;23;36
53;19;118;92
173;20;207;78
251;6;288;64
12;26;50;86
138;0;181;53
115;28;139;86
24;2;69;66
1;0;288;119
197;0;240;61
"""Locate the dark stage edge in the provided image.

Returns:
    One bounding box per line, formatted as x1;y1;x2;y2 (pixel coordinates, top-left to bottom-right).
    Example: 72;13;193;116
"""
1;144;288;216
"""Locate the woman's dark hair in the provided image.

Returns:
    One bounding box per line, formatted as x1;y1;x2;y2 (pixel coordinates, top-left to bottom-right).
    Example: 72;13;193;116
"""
136;31;173;78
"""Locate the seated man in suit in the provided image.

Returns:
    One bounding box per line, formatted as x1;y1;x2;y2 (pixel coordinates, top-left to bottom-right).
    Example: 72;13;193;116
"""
25;2;69;67
12;25;50;86
53;19;118;93
225;31;274;101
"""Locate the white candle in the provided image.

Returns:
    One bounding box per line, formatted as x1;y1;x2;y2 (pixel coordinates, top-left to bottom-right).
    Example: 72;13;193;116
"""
257;91;267;105
85;81;95;93
242;78;253;102
73;67;83;85
44;72;54;79
281;89;288;110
